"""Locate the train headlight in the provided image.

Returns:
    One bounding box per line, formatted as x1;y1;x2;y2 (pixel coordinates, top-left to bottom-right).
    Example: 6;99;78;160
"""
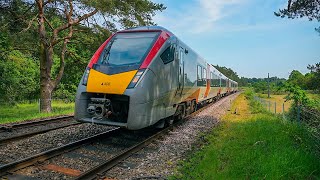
82;67;90;86
127;69;145;89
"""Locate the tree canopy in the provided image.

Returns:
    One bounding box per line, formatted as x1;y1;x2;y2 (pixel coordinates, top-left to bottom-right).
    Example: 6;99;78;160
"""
275;0;320;33
213;65;240;83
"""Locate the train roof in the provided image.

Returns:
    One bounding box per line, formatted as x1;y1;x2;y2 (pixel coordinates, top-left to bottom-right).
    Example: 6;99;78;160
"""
119;26;174;35
119;26;237;83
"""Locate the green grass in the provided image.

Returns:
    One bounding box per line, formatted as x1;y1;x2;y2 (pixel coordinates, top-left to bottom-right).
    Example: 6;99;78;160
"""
307;93;320;101
172;90;320;179
256;93;292;113
306;93;320;110
0;100;74;124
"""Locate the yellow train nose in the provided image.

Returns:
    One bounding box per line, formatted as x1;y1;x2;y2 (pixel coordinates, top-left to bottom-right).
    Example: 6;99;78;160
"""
86;69;138;95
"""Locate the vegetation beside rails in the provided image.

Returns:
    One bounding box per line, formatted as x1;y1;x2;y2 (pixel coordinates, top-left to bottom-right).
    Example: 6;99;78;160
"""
172;90;319;179
256;93;292;112
0;100;74;124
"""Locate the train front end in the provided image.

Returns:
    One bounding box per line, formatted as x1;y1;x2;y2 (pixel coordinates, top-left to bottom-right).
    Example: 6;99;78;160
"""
75;28;170;130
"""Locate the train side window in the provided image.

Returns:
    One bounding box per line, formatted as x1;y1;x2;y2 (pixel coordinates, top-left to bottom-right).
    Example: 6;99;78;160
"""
210;72;214;87
211;73;219;87
197;65;202;86
160;45;175;64
203;68;207;86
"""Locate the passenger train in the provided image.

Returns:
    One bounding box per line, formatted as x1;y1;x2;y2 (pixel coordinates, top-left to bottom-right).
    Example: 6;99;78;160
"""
75;26;238;130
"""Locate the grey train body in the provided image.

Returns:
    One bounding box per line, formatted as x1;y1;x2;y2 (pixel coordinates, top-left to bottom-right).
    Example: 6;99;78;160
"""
75;26;238;130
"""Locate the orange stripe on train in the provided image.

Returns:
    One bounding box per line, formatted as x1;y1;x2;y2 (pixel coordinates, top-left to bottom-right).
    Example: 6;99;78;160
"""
184;88;201;103
204;80;210;98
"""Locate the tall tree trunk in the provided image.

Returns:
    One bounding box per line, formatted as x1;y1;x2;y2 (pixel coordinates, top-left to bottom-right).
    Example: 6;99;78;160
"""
40;80;53;112
37;0;54;113
39;42;54;112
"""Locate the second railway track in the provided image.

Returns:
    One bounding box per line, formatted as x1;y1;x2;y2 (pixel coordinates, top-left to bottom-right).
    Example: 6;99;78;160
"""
0;116;80;144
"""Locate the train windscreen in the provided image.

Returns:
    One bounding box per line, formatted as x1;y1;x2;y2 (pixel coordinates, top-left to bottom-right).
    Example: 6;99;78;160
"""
97;32;159;67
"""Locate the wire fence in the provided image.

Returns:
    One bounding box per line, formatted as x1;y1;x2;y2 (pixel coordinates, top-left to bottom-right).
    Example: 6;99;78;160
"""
300;106;320;144
254;96;320;151
253;96;288;114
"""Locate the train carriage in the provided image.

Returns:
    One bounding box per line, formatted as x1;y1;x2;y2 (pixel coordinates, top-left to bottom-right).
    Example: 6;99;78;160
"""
75;26;238;130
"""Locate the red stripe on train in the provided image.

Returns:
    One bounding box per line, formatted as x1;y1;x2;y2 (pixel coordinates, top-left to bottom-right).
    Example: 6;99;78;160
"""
140;31;170;69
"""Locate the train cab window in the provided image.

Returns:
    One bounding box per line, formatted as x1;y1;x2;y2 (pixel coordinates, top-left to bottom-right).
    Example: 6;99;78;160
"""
98;32;159;67
160;45;175;64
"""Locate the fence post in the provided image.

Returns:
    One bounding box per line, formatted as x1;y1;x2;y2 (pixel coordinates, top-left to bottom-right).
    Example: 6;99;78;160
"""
282;103;284;114
274;102;276;114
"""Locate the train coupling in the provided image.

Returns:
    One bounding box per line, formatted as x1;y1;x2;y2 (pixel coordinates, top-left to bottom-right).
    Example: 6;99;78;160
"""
87;98;113;118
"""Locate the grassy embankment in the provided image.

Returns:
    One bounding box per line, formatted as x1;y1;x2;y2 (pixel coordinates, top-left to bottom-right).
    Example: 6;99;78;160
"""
172;90;319;179
0;100;74;124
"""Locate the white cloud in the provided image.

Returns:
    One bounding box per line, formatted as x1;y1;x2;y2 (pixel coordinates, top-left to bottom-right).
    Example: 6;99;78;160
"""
153;0;246;34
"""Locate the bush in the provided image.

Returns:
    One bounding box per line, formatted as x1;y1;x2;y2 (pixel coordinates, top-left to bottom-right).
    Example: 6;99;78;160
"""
244;89;267;114
0;50;39;105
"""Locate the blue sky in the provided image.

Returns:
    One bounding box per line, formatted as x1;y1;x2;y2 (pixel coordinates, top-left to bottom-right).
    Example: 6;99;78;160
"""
152;0;320;78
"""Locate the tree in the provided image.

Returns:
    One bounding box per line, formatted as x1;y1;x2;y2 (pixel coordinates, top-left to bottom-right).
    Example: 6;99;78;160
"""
0;1;40;104
275;0;320;33
308;62;320;72
213;65;240;83
0;50;39;105
3;0;165;112
288;70;306;88
307;62;320;91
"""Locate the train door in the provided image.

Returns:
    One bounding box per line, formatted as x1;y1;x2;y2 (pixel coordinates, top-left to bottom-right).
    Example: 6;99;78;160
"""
177;46;184;96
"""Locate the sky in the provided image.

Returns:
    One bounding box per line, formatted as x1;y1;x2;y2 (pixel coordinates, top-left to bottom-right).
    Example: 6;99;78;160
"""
151;0;320;79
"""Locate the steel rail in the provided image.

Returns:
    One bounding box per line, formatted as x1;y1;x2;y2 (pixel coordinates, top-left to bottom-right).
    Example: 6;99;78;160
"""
0;115;74;131
0;122;81;144
0;127;121;177
74;125;174;180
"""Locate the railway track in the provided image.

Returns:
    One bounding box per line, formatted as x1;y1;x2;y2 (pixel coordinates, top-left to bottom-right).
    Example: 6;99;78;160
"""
0;115;74;130
0;115;80;144
0;94;232;179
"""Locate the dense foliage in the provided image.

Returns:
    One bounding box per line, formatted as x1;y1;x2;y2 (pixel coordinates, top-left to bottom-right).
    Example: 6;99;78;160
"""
213;65;241;83
287;68;320;92
0;0;165;107
244;63;320;95
213;65;288;92
246;77;286;94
